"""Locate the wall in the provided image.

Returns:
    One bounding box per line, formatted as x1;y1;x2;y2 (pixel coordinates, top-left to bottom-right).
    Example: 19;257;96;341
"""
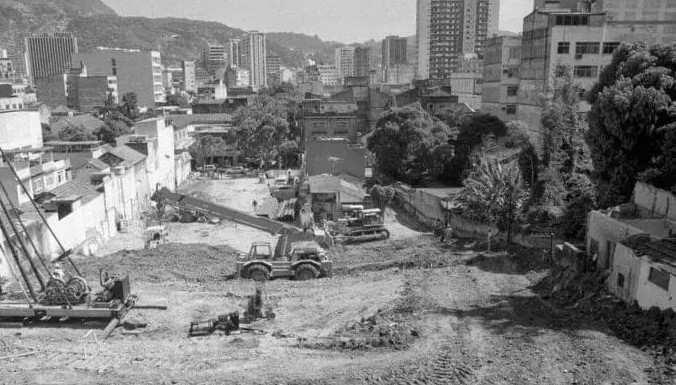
608;243;642;303
635;257;676;311
586;211;647;270
393;186;446;228
0;110;43;150
633;182;676;220
305;140;365;178
135;118;176;190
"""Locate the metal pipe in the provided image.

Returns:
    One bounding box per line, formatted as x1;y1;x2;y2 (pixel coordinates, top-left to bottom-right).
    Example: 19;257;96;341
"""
101;318;120;340
0;146;81;276
0;214;37;301
0;194;46;290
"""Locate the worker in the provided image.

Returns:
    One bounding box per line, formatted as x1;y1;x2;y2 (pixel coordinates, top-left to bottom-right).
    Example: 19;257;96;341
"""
252;199;258;212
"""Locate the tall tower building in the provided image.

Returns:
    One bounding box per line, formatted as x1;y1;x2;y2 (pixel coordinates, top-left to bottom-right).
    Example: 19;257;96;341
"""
182;60;196;93
416;0;500;80
228;39;244;68
353;47;372;78
242;31;267;89
202;44;227;75
382;36;408;67
25;32;78;82
335;46;355;84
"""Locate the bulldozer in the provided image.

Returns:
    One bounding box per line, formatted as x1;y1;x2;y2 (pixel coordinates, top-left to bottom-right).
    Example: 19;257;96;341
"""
326;205;390;244
235;239;332;282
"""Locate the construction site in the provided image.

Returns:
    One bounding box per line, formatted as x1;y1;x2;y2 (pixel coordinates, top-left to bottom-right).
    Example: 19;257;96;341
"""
1;172;675;384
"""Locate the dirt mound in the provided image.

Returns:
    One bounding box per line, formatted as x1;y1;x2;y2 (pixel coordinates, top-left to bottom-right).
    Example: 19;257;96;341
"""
538;267;676;384
78;243;239;284
331;237;466;274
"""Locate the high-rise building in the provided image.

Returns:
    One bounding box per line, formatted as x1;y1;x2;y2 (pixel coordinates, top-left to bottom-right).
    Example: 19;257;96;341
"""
382;36;408;68
202;44;227;75
481;35;521;122
242;32;267;89
335;46;355;84
228;39;244;68
71;48;164;107
25;32;79;82
353;47;372;78
65;65;119;112
416;0;500;80
266;55;282;86
0;50;15;83
317;65;340;86
182;61;196;93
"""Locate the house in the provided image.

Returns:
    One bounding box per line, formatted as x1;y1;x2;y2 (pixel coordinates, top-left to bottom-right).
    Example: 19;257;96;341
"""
98;144;148;219
609;235;676;311
307;174;367;221
587;182;676;271
393;81;460;116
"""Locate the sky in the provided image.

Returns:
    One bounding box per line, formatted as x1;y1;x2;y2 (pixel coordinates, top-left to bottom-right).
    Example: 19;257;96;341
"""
102;0;534;43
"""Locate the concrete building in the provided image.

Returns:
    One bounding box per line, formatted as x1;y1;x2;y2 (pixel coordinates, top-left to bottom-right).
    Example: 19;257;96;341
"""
318;65;340;86
202;44;227;75
335;46;355;84
394;81;460;116
197;80;228;100
182;61;196;93
225;66;251;88
382;36;408;68
353;47;372;78
383;64;416;85
66;64;118;112
228;39;245;68
517;4;676;136
481;35;522;121
35;74;68;107
242;32;267;89
281;67;293;83
132;117;177;190
0;56;16;83
416;0;500;80
24;32;78;83
266;54;282;86
72;49;164;108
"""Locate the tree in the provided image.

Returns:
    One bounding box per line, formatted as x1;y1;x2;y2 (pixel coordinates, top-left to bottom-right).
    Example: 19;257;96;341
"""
278;141;302;169
94;119;132;144
42;123;57;142
189;135;228;168
120;92;139;120
166;94;190;108
367;103;457;185
442;113;509;184
57;125;97;142
586;42;676;205
455;156;529;233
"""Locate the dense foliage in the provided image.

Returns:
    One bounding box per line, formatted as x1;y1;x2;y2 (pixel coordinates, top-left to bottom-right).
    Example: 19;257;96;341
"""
189;135;229;168
586;42;676;206
367;103;457;185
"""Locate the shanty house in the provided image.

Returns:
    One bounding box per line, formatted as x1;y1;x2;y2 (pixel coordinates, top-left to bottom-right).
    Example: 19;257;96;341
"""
308;174;367;221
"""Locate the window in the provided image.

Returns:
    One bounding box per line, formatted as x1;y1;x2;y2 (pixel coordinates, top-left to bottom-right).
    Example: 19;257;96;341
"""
576;42;600;54
505;104;517;115
602;42;621;54
617;273;625;288
557;42;570;54
507;86;519;96
112;68;117;76
555;15;589;26
574;65;599;78
648;267;670;291
111;58;116;66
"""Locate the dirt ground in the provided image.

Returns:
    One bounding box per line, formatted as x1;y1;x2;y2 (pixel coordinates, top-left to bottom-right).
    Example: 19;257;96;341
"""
0;177;669;384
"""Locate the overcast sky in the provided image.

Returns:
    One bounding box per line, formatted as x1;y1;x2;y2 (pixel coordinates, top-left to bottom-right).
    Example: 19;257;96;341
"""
102;0;533;43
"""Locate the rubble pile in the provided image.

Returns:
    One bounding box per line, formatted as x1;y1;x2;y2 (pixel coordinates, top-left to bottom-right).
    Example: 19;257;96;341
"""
539;267;676;383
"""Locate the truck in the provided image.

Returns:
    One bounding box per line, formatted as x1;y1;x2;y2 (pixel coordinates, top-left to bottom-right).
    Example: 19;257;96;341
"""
235;241;332;282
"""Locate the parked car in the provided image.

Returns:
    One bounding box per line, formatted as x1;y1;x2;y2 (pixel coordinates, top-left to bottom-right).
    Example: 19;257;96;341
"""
227;166;247;175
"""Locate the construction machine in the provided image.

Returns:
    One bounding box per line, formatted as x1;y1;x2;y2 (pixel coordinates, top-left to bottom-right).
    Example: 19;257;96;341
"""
326;205;390;244
235;238;332;282
143;226;169;249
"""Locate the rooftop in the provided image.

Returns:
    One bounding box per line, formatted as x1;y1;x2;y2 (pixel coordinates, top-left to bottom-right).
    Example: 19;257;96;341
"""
51;114;106;134
637;238;676;268
308;174;366;201
100;144;146;167
168;114;233;129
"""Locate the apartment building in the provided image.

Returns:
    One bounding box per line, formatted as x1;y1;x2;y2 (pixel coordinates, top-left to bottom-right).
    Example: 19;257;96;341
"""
24;32;78;83
202;44;227;75
335;46;356;84
242;32;267;89
481;35;522;121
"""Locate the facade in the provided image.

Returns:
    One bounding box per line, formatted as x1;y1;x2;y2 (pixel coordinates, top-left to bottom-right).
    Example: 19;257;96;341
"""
335;46;356;84
382;36;408;68
71;49;164;108
305;139;366;178
394;81;460;115
0;56;16;82
301;114;361;143
416;0;500;80
353;47;372;78
182;61;196;93
24;32;78;83
202;44;227;75
133;118;177;190
318;65;340;86
242;32;267;89
518;7;675;135
35;74;68;107
225;66;251;88
266;54;282;86
384;64;416;85
197;80;228;100
481;35;522;121
65;64;118;112
228;39;246;68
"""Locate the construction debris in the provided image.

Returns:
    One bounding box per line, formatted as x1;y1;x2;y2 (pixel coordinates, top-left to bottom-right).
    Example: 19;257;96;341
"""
188;312;240;338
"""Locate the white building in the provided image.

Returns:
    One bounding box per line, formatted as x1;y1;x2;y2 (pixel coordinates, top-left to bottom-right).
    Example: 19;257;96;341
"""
335;46;355;84
318;65;340;86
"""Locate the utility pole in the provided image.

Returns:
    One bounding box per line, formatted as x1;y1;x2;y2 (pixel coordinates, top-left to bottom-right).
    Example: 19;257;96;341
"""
507;189;514;244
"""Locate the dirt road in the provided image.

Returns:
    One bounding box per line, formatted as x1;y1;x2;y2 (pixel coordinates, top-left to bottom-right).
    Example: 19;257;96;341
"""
0;236;662;385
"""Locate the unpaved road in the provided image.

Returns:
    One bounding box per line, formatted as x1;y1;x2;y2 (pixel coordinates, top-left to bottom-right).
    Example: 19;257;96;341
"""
0;237;660;385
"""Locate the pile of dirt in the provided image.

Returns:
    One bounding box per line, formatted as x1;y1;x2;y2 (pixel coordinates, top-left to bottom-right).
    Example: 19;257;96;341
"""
331;237;465;274
538;267;676;384
78;243;238;284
